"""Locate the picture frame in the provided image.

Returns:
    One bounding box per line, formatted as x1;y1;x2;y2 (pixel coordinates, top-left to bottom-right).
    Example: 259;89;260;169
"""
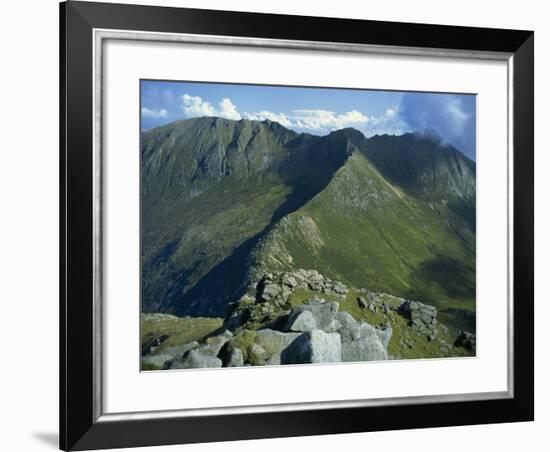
60;1;534;450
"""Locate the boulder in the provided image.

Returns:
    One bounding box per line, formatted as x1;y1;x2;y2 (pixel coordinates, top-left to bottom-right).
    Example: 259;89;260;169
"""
281;330;342;364
341;329;388;362
285;310;316;332
248;343;267;365
220;343;245;367
157;341;199;361
170;349;222;369
398;300;438;338
290;300;339;332
308;280;324;291
335;311;357;333
332;282;349;296
226;347;244;367
375;324;393;349
454;330;476;352
200;330;233;356
252;329;302;365
357;297;367;309
141;354;173;369
282;274;298;288
259;283;281;302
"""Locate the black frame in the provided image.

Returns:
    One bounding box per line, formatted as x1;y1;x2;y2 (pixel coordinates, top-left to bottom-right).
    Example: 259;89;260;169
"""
60;1;534;450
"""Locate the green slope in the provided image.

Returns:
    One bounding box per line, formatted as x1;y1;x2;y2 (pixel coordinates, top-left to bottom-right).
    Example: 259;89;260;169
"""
247;136;475;312
141;118;476;317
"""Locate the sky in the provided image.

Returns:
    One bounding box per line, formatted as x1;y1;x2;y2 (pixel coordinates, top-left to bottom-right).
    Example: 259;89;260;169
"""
141;80;476;160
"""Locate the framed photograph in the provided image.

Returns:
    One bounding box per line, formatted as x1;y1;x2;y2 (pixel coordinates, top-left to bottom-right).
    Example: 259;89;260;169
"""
60;1;533;450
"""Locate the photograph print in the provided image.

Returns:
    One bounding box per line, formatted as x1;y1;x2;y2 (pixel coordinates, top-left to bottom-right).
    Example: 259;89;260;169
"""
140;80;476;371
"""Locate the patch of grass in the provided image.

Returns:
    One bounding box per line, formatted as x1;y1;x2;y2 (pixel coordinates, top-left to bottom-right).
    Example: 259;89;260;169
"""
141;314;223;355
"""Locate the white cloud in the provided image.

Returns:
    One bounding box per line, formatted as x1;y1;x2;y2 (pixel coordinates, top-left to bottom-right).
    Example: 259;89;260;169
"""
244;111;293;128
293;109;369;130
141;107;168;118
182;94;241;120
218;98;241;120
178;94;408;138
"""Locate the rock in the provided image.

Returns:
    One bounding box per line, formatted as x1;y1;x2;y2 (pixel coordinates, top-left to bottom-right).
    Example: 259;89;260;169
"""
170;349;222;369
336;311;357;332
398;300;438;337
375;324;393;349
419;312;433;324
357;297;367;309
252;329;302;365
341;330;388;362
282;274;298;288
259;283;281;302
308;280;324;291
285;310;316;332
141;354;173;369
249;343;267;365
160;341;199;361
290;299;339;332
226;347;244;367
332;282;349;295
281;330;342;364
454;330;476;352
308;271;323;282
200;330;233;356
224;309;251;330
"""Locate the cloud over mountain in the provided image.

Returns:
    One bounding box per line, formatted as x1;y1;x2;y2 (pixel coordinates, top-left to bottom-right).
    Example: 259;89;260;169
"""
399;93;476;159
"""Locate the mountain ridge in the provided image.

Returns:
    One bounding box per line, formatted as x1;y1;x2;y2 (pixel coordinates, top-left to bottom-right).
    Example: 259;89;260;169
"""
141;117;476;318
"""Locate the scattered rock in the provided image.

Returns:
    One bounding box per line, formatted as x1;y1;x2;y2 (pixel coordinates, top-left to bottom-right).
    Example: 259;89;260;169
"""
357;296;367;309
170;349;222;369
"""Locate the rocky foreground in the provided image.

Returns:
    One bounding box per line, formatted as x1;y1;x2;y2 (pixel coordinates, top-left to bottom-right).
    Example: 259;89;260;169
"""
141;269;476;370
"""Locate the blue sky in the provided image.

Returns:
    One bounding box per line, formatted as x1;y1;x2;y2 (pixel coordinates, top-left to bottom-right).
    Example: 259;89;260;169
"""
141;80;476;160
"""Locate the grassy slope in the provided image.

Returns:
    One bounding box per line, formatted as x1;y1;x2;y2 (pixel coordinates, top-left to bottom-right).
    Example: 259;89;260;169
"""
251;152;476;312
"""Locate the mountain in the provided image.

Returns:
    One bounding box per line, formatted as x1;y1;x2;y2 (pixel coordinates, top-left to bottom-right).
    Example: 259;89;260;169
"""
141;117;476;318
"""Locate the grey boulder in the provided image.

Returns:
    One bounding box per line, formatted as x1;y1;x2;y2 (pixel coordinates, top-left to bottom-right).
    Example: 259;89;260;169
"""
281;330;342;364
289;299;339;332
170;349;222;369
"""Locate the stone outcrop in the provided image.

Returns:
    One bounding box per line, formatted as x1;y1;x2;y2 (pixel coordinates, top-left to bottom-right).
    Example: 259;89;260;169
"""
141;270;468;370
398;300;438;340
454;330;476;352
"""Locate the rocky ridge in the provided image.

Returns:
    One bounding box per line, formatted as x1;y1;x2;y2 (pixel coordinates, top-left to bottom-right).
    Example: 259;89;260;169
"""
141;269;476;370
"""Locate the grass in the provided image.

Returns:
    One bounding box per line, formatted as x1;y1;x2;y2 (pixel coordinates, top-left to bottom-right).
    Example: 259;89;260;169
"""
257;152;476;313
140;314;223;355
